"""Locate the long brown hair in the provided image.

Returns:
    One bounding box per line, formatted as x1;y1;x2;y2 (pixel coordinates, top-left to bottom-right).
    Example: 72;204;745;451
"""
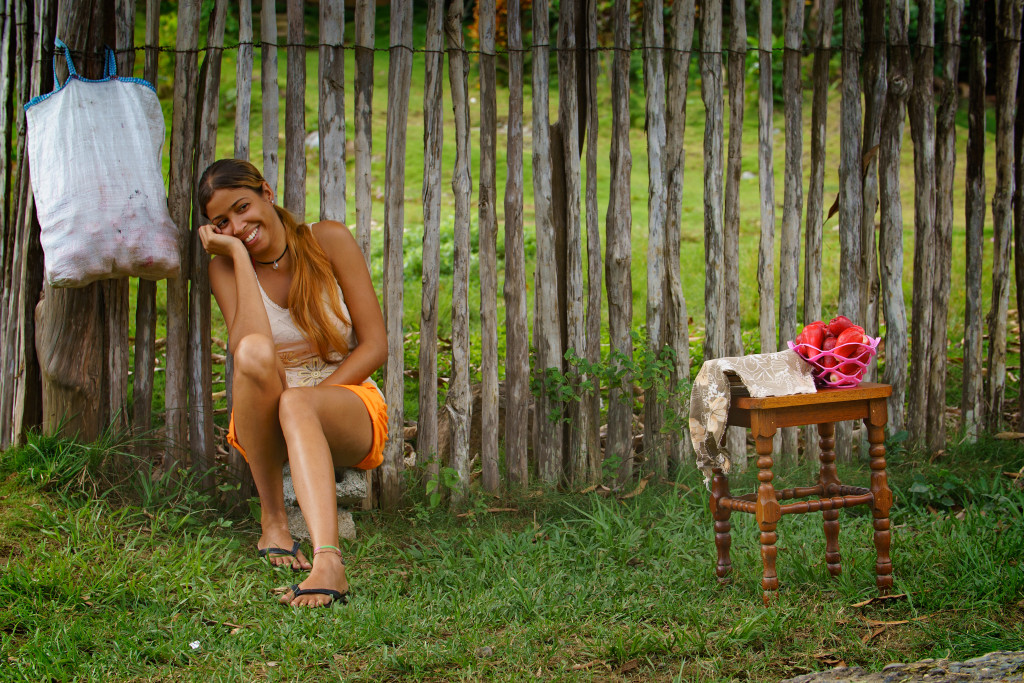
198;159;351;360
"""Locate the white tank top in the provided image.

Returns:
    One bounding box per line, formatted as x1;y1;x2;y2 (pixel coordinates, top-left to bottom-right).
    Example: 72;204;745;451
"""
256;276;381;395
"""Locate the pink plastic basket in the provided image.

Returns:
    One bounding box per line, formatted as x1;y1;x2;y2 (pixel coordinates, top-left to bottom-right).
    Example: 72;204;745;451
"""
786;336;881;388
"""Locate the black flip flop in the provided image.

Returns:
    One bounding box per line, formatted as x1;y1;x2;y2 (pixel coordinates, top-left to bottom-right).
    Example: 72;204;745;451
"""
257;540;303;568
285;583;349;607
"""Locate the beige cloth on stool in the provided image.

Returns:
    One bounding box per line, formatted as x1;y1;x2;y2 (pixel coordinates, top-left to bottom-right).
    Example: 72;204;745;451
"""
689;350;817;484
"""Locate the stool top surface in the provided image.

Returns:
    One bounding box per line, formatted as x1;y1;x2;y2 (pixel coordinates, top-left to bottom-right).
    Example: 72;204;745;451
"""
732;382;892;410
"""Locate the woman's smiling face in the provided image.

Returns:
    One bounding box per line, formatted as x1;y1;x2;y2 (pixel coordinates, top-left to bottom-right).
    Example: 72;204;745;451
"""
203;182;280;256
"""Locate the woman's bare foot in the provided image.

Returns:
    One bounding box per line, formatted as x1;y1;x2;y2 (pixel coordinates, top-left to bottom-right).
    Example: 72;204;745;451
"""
257;523;311;570
280;552;349;608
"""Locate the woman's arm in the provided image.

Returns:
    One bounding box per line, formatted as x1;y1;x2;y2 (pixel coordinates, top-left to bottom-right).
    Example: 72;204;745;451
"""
311;220;388;386
200;224;273;353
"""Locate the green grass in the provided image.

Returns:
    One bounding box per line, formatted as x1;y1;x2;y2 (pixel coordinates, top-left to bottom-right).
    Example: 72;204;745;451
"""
2;431;1023;681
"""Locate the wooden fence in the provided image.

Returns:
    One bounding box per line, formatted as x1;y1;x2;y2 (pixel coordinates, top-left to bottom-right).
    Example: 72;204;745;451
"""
2;0;1023;509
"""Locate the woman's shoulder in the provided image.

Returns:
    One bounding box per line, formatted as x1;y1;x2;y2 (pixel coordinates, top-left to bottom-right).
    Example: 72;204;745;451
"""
309;220;358;256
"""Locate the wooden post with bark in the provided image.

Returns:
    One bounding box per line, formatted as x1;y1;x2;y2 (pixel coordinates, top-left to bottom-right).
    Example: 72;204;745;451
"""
961;0;986;440
928;0;962;452
504;0;529;487
861;0;886;383
420;0;444;488
354;0;375;265
584;0;602;482
284;0;306;219
665;0;695;470
779;0;803;459
986;0;1023;431
878;0;911;434
478;0;500;493
260;0;279;195
381;0;413;511
190;0;226;486
446;0;472;504
606;0;634;487
701;0;725;366
319;0;346;222
723;0;747;469
531;0;562;485
233;0;253;161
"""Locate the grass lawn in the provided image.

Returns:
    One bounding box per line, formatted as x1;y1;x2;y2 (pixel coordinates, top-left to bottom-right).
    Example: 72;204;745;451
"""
1;431;1022;681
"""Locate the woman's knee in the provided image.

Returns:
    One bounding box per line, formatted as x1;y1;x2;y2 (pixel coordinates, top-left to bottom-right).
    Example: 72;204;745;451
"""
233;334;280;387
278;387;317;429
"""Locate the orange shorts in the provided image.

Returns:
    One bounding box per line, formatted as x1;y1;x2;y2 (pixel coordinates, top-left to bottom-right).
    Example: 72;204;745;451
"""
226;381;388;470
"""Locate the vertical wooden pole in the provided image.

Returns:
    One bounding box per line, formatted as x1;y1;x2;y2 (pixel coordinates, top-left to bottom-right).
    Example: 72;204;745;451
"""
0;0;15;448
284;0;305;219
907;0;936;446
701;0;724;362
986;0;1022;431
928;0;962;451
446;0;472;504
878;0;911;434
381;0;413;510
723;0;747;469
319;0;345;222
861;0;885;383
961;0;986;440
531;0;562;485
559;0;587;485
163;0;201;469
420;0;444;488
779;0;804;459
234;0;253;161
478;0;500;493
607;0;634;487
133;0;161;448
190;0;227;487
261;0;279;195
584;0;602;482
1016;18;1024;430
757;0;777;360
836;0;863;463
504;0;529;487
354;0;375;265
665;0;695;470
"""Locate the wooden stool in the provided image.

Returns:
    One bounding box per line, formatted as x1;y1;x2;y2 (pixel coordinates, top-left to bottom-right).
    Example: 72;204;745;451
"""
710;382;894;605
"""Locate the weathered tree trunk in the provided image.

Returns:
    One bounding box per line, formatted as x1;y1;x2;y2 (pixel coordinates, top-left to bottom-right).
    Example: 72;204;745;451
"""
446;0;472;504
879;0;911;434
531;0;562;485
758;0;778;360
665;0;695;471
380;0;412;511
722;0;748;469
861;0;886;383
260;0;279;195
420;0;444;489
584;0;602;483
961;0;986;440
803;0;835;467
779;0;804;458
701;0;725;369
928;0;961;451
0;0;18;449
478;0;500;493
132;0;161;449
354;0;374;266
504;0;529;487
908;0;938;447
233;0;252;161
607;0;634;487
319;0;345;222
189;0;226;488
283;0;306;219
836;0;864;464
557;0;587;485
986;0;1023;431
1016;18;1024;430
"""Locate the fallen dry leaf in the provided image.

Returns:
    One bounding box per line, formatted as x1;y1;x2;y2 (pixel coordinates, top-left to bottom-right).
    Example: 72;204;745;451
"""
270;585;292;596
619;472;655;500
571;660;606;671
1003;471;1022;480
579;484;599;494
619;659;640;674
662;478;691;492
456;507;518;518
861;625;888;643
850;593;908;608
994;432;1024;440
813;653;846;667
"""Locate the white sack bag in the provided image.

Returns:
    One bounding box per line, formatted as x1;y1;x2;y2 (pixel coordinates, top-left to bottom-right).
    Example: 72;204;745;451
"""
25;39;179;287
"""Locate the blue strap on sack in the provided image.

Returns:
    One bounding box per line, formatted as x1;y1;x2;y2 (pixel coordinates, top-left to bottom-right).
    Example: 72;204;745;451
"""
27;38;154;111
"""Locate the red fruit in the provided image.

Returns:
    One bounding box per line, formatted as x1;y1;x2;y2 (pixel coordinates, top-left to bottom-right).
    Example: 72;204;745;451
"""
820;336;838;369
802;322;826;349
828;315;855;337
835;325;868;358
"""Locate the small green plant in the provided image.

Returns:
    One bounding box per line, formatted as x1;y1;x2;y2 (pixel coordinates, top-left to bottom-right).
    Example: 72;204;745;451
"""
424;465;461;509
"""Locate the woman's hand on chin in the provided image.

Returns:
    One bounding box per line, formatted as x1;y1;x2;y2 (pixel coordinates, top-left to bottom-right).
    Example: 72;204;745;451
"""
199;223;246;259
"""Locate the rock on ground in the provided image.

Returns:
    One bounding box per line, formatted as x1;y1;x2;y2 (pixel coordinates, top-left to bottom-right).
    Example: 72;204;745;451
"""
281;465;364;541
781;651;1024;683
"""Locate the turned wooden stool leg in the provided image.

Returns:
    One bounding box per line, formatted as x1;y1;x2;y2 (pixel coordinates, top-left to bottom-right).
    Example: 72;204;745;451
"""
710;467;732;583
866;400;894;593
752;413;781;605
817;422;842;577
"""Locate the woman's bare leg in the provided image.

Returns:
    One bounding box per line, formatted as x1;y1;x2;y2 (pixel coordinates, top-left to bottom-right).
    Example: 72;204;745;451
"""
276;385;373;606
231;334;310;570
